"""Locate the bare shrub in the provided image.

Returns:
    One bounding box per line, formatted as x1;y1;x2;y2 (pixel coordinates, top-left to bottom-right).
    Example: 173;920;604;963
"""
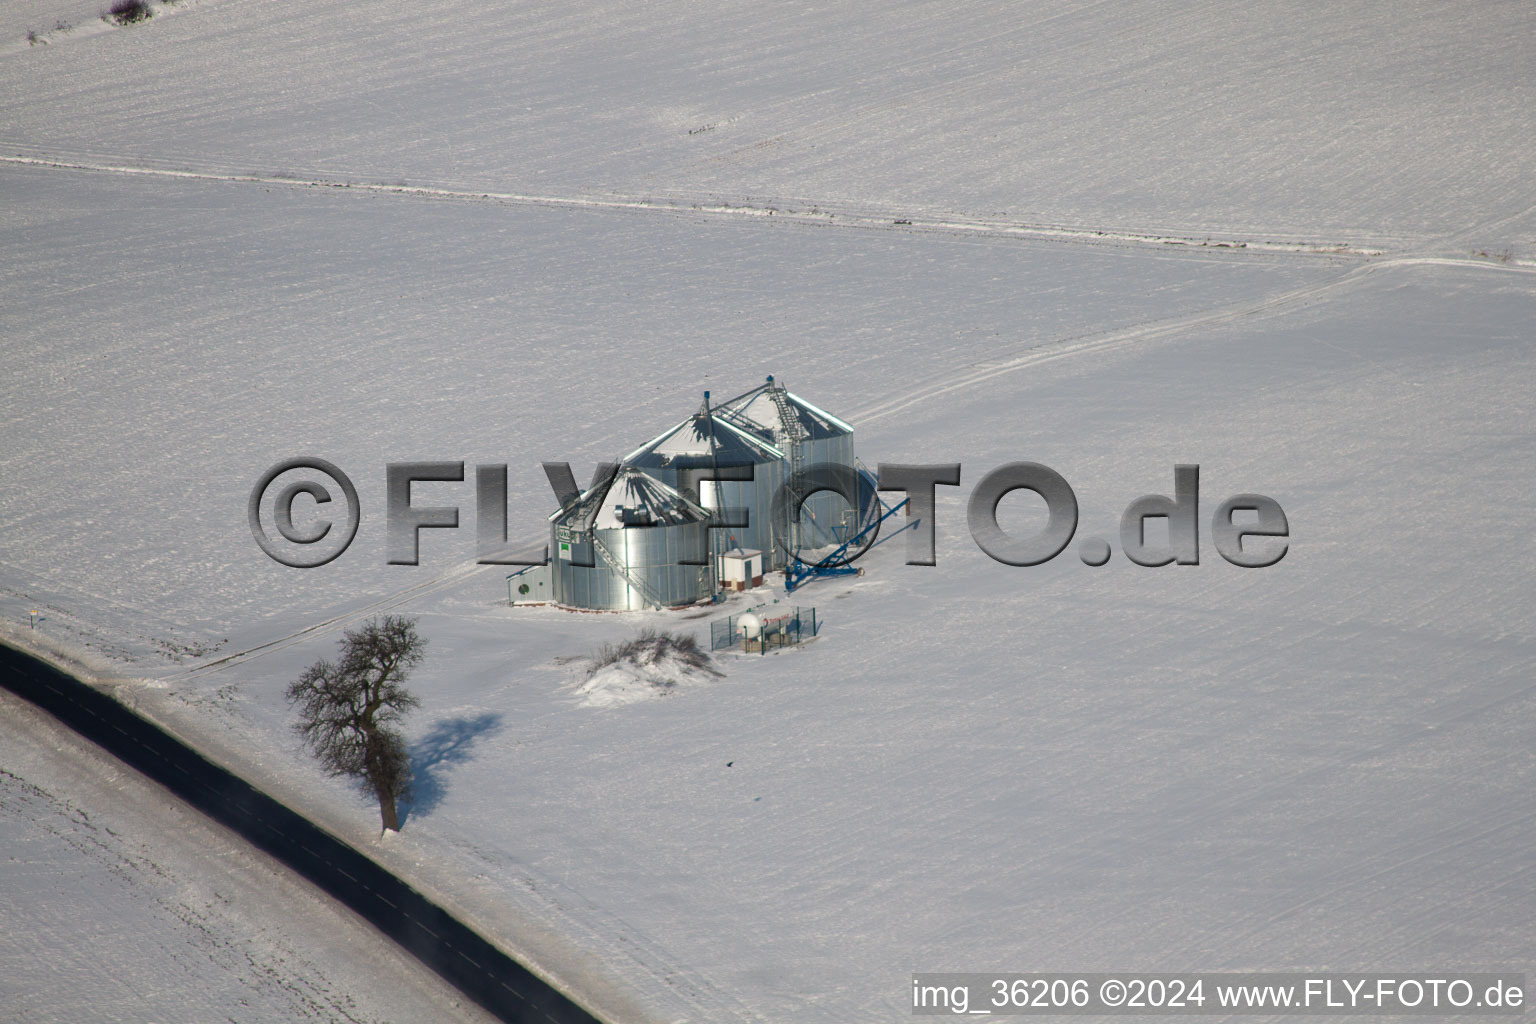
589;628;715;675
106;0;152;25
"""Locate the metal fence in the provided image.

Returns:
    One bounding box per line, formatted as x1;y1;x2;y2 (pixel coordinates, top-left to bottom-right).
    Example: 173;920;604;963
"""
710;606;818;654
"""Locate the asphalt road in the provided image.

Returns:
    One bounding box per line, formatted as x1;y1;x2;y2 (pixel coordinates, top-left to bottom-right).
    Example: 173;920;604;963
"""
0;640;605;1024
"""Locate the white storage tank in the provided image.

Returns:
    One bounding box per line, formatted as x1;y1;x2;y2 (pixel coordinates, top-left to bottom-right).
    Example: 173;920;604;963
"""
548;467;713;611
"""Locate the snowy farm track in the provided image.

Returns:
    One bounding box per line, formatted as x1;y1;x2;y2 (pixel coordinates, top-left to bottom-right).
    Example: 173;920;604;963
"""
171;559;494;680
852;254;1536;426
0;152;1400;258
5;1;1529;248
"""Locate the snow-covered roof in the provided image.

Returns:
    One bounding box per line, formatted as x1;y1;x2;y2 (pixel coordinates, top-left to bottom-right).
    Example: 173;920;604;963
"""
622;411;785;468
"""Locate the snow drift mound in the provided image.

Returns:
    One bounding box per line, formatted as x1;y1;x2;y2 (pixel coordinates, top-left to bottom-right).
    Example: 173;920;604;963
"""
575;629;722;708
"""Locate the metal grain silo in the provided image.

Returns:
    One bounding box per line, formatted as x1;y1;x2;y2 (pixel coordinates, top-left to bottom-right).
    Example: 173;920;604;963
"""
548;467;712;611
623;399;791;570
716;376;858;550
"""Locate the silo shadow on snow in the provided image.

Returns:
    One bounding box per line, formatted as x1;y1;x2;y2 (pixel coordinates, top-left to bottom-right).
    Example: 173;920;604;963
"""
400;711;505;825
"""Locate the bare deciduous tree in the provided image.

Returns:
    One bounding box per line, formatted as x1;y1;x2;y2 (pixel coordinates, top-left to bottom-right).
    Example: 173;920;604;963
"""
286;615;425;833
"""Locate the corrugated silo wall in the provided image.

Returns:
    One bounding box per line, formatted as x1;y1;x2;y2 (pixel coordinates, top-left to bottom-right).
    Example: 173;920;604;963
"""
637;459;790;572
608;520;711;609
552;520;710;610
714;455;788;571
799;432;856;550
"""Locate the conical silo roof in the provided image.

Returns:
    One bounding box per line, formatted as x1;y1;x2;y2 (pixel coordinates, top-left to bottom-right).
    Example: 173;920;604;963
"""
716;381;852;443
623;410;785;469
549;466;710;532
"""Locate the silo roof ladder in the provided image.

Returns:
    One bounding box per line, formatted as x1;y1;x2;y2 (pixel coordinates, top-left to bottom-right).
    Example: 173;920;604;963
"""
765;381;810;554
766;382;809;446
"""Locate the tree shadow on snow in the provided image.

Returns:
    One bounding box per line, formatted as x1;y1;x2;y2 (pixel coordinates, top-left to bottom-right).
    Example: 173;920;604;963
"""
400;712;504;825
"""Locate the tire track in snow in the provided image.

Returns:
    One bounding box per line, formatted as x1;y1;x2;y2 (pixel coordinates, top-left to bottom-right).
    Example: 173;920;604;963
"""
1196;810;1536;967
167;559;493;681
1369;859;1536;966
1153;677;1536;966
846;255;1536;427
0;152;1390;258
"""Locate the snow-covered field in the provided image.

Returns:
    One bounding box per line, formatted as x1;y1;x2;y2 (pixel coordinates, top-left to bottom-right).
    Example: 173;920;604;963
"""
3;1;1534;1021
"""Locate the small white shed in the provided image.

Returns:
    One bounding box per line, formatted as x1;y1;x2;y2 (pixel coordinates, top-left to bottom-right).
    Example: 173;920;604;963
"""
720;548;764;591
508;565;552;604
